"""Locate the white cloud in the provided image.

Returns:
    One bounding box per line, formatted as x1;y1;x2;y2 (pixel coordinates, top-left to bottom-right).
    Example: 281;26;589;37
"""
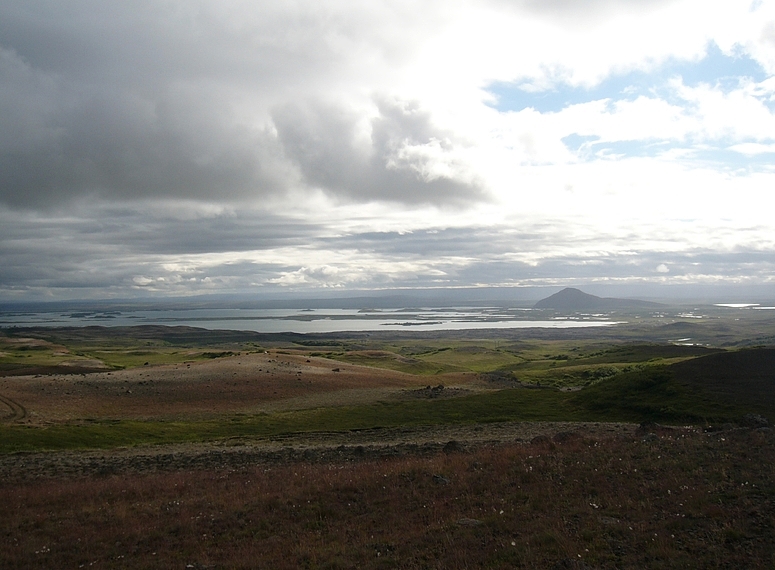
729;142;775;154
672;79;775;141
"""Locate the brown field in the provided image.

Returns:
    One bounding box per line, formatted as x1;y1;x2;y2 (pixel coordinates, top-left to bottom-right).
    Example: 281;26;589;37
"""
0;351;475;423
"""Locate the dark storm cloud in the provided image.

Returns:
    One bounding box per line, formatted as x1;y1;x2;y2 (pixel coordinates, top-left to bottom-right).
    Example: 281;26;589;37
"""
272;99;485;204
0;41;290;208
0;1;482;209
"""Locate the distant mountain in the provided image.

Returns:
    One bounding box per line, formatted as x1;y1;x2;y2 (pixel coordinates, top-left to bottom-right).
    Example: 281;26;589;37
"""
533;288;662;311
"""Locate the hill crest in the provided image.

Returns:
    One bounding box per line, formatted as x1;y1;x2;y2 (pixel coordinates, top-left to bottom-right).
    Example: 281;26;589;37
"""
534;288;660;311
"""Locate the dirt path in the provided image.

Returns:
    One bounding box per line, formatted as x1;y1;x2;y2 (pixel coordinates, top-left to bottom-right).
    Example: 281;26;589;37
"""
0;393;26;422
0;421;643;480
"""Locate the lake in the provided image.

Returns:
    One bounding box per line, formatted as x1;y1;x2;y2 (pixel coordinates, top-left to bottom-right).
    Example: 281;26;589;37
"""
0;307;619;333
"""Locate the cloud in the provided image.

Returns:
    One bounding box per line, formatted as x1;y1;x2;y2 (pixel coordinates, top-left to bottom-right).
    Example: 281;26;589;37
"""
0;46;303;208
501;0;676;25
2;198;773;300
1;0;775;300
273;98;484;204
729;142;775;154
0;1;484;209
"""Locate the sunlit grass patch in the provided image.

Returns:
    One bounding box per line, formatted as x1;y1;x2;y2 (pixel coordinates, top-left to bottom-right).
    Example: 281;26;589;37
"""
323;350;462;374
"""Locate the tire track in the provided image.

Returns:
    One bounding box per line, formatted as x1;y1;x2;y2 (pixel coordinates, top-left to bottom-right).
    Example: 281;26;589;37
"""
0;393;27;421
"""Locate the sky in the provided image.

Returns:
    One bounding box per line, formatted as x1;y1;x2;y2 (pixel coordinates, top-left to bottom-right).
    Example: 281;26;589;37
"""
1;0;774;302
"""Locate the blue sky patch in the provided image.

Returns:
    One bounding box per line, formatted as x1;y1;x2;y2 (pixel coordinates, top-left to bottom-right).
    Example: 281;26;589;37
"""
561;132;775;171
561;137;671;160
487;42;768;114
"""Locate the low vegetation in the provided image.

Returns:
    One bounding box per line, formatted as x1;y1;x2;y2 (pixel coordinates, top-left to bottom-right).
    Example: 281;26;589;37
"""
2;427;773;569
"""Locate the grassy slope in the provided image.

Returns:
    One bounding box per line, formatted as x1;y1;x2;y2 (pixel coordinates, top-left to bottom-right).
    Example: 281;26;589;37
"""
3;350;772;452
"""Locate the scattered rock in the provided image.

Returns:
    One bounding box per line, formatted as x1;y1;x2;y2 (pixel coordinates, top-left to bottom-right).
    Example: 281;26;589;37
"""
553;431;579;443
636;421;676;436
432;474;450;485
636;421;659;435
739;414;770;429
704;424;735;433
405;385;468;400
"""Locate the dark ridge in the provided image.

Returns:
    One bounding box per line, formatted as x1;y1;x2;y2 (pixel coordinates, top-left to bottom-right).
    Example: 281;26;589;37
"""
533;288;662;310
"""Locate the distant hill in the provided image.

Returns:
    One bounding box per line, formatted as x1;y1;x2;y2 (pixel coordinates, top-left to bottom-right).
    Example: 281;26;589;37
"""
533;288;662;311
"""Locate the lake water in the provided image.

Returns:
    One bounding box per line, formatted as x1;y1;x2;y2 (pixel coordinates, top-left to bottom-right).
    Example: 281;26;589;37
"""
0;307;619;333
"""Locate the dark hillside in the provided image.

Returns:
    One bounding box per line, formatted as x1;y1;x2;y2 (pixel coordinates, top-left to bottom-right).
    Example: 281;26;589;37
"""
576;348;775;424
670;347;775;411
